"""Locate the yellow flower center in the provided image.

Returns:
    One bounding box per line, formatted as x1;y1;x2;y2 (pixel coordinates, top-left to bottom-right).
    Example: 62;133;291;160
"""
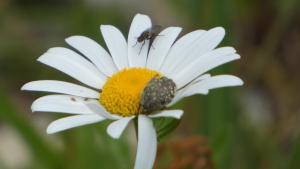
100;68;161;117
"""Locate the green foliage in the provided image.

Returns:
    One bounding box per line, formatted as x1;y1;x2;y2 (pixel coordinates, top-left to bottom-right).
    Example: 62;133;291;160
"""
154;117;181;141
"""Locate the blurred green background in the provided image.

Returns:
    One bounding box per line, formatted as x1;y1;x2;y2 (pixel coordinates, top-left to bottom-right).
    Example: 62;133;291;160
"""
1;0;300;169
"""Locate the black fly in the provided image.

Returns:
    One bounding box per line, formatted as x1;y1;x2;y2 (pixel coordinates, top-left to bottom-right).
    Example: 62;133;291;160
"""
134;25;162;54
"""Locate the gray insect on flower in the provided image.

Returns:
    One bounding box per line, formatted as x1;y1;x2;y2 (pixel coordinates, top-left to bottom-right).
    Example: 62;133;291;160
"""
141;76;176;113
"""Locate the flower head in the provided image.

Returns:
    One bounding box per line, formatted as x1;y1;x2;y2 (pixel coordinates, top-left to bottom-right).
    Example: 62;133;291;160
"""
22;13;243;169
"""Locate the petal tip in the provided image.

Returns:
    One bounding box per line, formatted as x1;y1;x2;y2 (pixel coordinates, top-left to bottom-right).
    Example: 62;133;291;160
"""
176;110;184;119
65;36;74;42
37;52;49;63
65;35;88;44
100;25;116;34
211;27;226;37
99;25;107;30
46;126;56;134
133;13;151;21
135;13;145;17
215;26;225;32
65;36;81;44
30;103;37;112
236;78;244;86
106;128;120;139
31;97;43;112
100;24;110;29
235;54;241;59
20;83;28;90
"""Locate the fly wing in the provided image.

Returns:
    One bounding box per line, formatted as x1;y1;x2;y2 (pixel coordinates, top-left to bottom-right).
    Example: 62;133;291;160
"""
149;25;162;35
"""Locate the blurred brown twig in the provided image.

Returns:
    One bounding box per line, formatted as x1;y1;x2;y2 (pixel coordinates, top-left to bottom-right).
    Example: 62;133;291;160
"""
155;136;214;169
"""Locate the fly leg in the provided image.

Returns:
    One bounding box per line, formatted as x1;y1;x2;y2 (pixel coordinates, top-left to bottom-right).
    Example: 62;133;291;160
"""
138;40;146;55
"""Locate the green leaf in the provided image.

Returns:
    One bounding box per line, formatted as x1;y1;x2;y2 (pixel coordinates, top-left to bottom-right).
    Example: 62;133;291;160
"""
154;117;181;141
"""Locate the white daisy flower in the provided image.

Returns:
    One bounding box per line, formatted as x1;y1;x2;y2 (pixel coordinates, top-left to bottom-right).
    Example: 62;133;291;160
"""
22;14;243;169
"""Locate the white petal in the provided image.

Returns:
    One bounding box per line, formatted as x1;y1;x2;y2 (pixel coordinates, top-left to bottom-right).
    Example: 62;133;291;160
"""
106;117;134;139
31;95;98;114
168;74;211;106
189;75;243;91
134;115;157;169
175;73;211;96
160;29;207;73
85;101;122;120
149;110;183;119
47;47;103;76
168;27;226;76
146;27;182;71
65;36;118;76
128;14;152;67
168;88;208;107
179;85;209;98
47;114;105;134
172;47;240;88
100;25;128;70
193;73;211;83
21;80;99;98
169;75;243;106
38;47;106;89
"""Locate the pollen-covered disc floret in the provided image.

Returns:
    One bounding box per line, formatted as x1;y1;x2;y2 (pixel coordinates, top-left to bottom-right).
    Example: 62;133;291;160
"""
100;68;161;117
